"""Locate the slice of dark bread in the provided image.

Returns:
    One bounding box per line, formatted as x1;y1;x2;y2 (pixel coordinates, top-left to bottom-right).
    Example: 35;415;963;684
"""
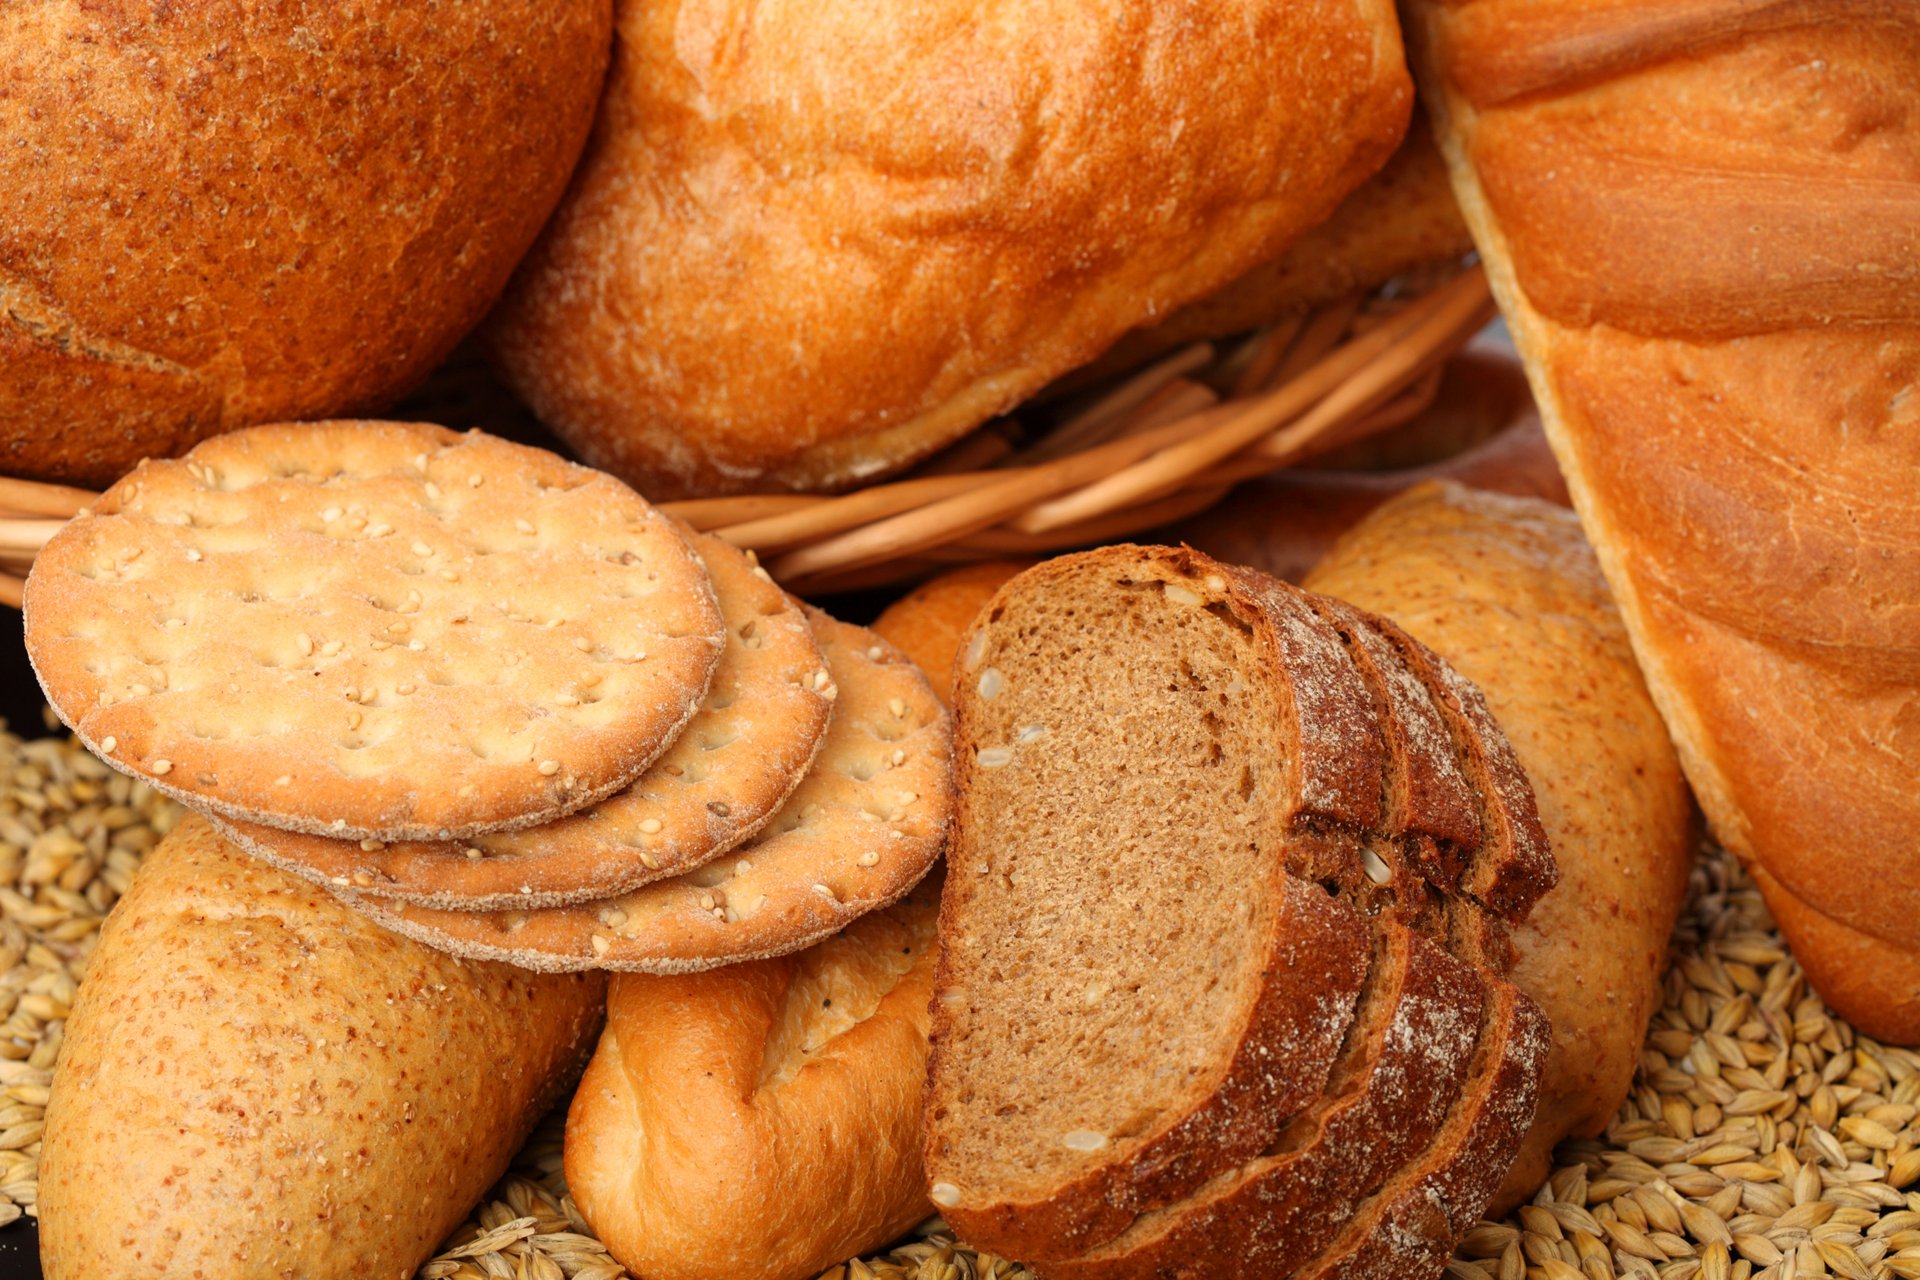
1037;925;1484;1280
1363;613;1557;918
1290;980;1554;1280
923;548;1382;1261
1021;585;1553;1280
1303;595;1480;896
924;547;1554;1264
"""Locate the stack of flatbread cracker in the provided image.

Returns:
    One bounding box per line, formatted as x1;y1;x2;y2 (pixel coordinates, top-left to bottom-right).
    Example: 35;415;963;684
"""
22;421;952;973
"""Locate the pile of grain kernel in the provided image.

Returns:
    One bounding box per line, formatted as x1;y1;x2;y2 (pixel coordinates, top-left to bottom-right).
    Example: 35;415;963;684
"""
0;715;179;1226
2;717;1909;1280
1448;852;1920;1280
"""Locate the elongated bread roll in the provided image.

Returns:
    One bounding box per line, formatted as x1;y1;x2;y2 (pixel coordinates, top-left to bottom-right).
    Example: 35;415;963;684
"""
565;875;942;1280
1403;0;1920;1042
1305;481;1694;1213
39;816;605;1280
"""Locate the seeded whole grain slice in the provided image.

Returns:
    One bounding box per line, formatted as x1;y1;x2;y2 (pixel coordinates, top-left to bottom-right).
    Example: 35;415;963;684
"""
23;422;726;841
214;532;834;908
923;547;1386;1264
345;610;952;973
1037;925;1486;1280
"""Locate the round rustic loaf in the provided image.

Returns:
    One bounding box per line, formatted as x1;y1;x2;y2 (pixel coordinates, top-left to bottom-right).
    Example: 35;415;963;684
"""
487;0;1410;498
0;0;612;486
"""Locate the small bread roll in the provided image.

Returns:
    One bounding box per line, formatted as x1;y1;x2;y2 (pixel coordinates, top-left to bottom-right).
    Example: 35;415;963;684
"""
872;561;1032;702
39;816;605;1280
565;874;942;1280
1305;482;1695;1212
489;0;1411;498
0;1;611;486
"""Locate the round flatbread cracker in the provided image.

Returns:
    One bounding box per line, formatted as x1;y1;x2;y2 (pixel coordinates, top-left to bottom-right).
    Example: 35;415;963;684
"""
24;422;725;841
215;533;834;907
349;610;952;972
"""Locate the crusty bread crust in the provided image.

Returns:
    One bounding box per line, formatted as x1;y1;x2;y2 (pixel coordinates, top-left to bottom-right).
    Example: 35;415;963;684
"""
1405;0;1920;1041
1363;615;1556;919
0;1;610;485
567;875;943;1280
1076;115;1471;385
1305;595;1480;894
487;0;1412;497
1751;863;1920;1043
38;817;605;1280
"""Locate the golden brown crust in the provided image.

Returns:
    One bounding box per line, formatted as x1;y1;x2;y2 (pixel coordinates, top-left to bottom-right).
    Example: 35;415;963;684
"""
1750;863;1920;1045
37;815;606;1280
1305;482;1695;1215
488;0;1412;498
0;0;611;485
1406;0;1920;1040
566;876;943;1280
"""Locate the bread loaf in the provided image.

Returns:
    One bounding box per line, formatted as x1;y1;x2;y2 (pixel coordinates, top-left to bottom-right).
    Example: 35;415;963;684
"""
1404;0;1920;1041
39;816;605;1280
564;875;942;1280
923;546;1554;1275
1305;481;1694;1214
487;0;1412;498
0;1;610;486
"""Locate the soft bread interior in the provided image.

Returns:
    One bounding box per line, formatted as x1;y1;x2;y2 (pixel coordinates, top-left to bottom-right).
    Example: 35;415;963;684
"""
932;563;1290;1199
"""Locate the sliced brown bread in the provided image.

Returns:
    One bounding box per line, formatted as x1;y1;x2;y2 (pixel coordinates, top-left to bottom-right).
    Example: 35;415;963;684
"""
1036;924;1484;1280
926;546;1557;1271
1302;595;1479;896
1364;614;1557;919
924;548;1383;1262
1290;980;1554;1280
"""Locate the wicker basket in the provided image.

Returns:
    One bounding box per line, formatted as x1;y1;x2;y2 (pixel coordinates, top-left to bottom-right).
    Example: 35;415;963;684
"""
0;267;1493;605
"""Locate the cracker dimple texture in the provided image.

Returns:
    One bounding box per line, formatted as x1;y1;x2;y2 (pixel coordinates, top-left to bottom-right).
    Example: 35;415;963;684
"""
23;422;725;841
351;611;954;973
214;532;834;907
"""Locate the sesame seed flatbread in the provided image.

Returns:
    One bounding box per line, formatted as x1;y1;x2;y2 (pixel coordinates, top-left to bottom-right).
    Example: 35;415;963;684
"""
347;611;952;973
24;422;724;841
216;532;834;908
